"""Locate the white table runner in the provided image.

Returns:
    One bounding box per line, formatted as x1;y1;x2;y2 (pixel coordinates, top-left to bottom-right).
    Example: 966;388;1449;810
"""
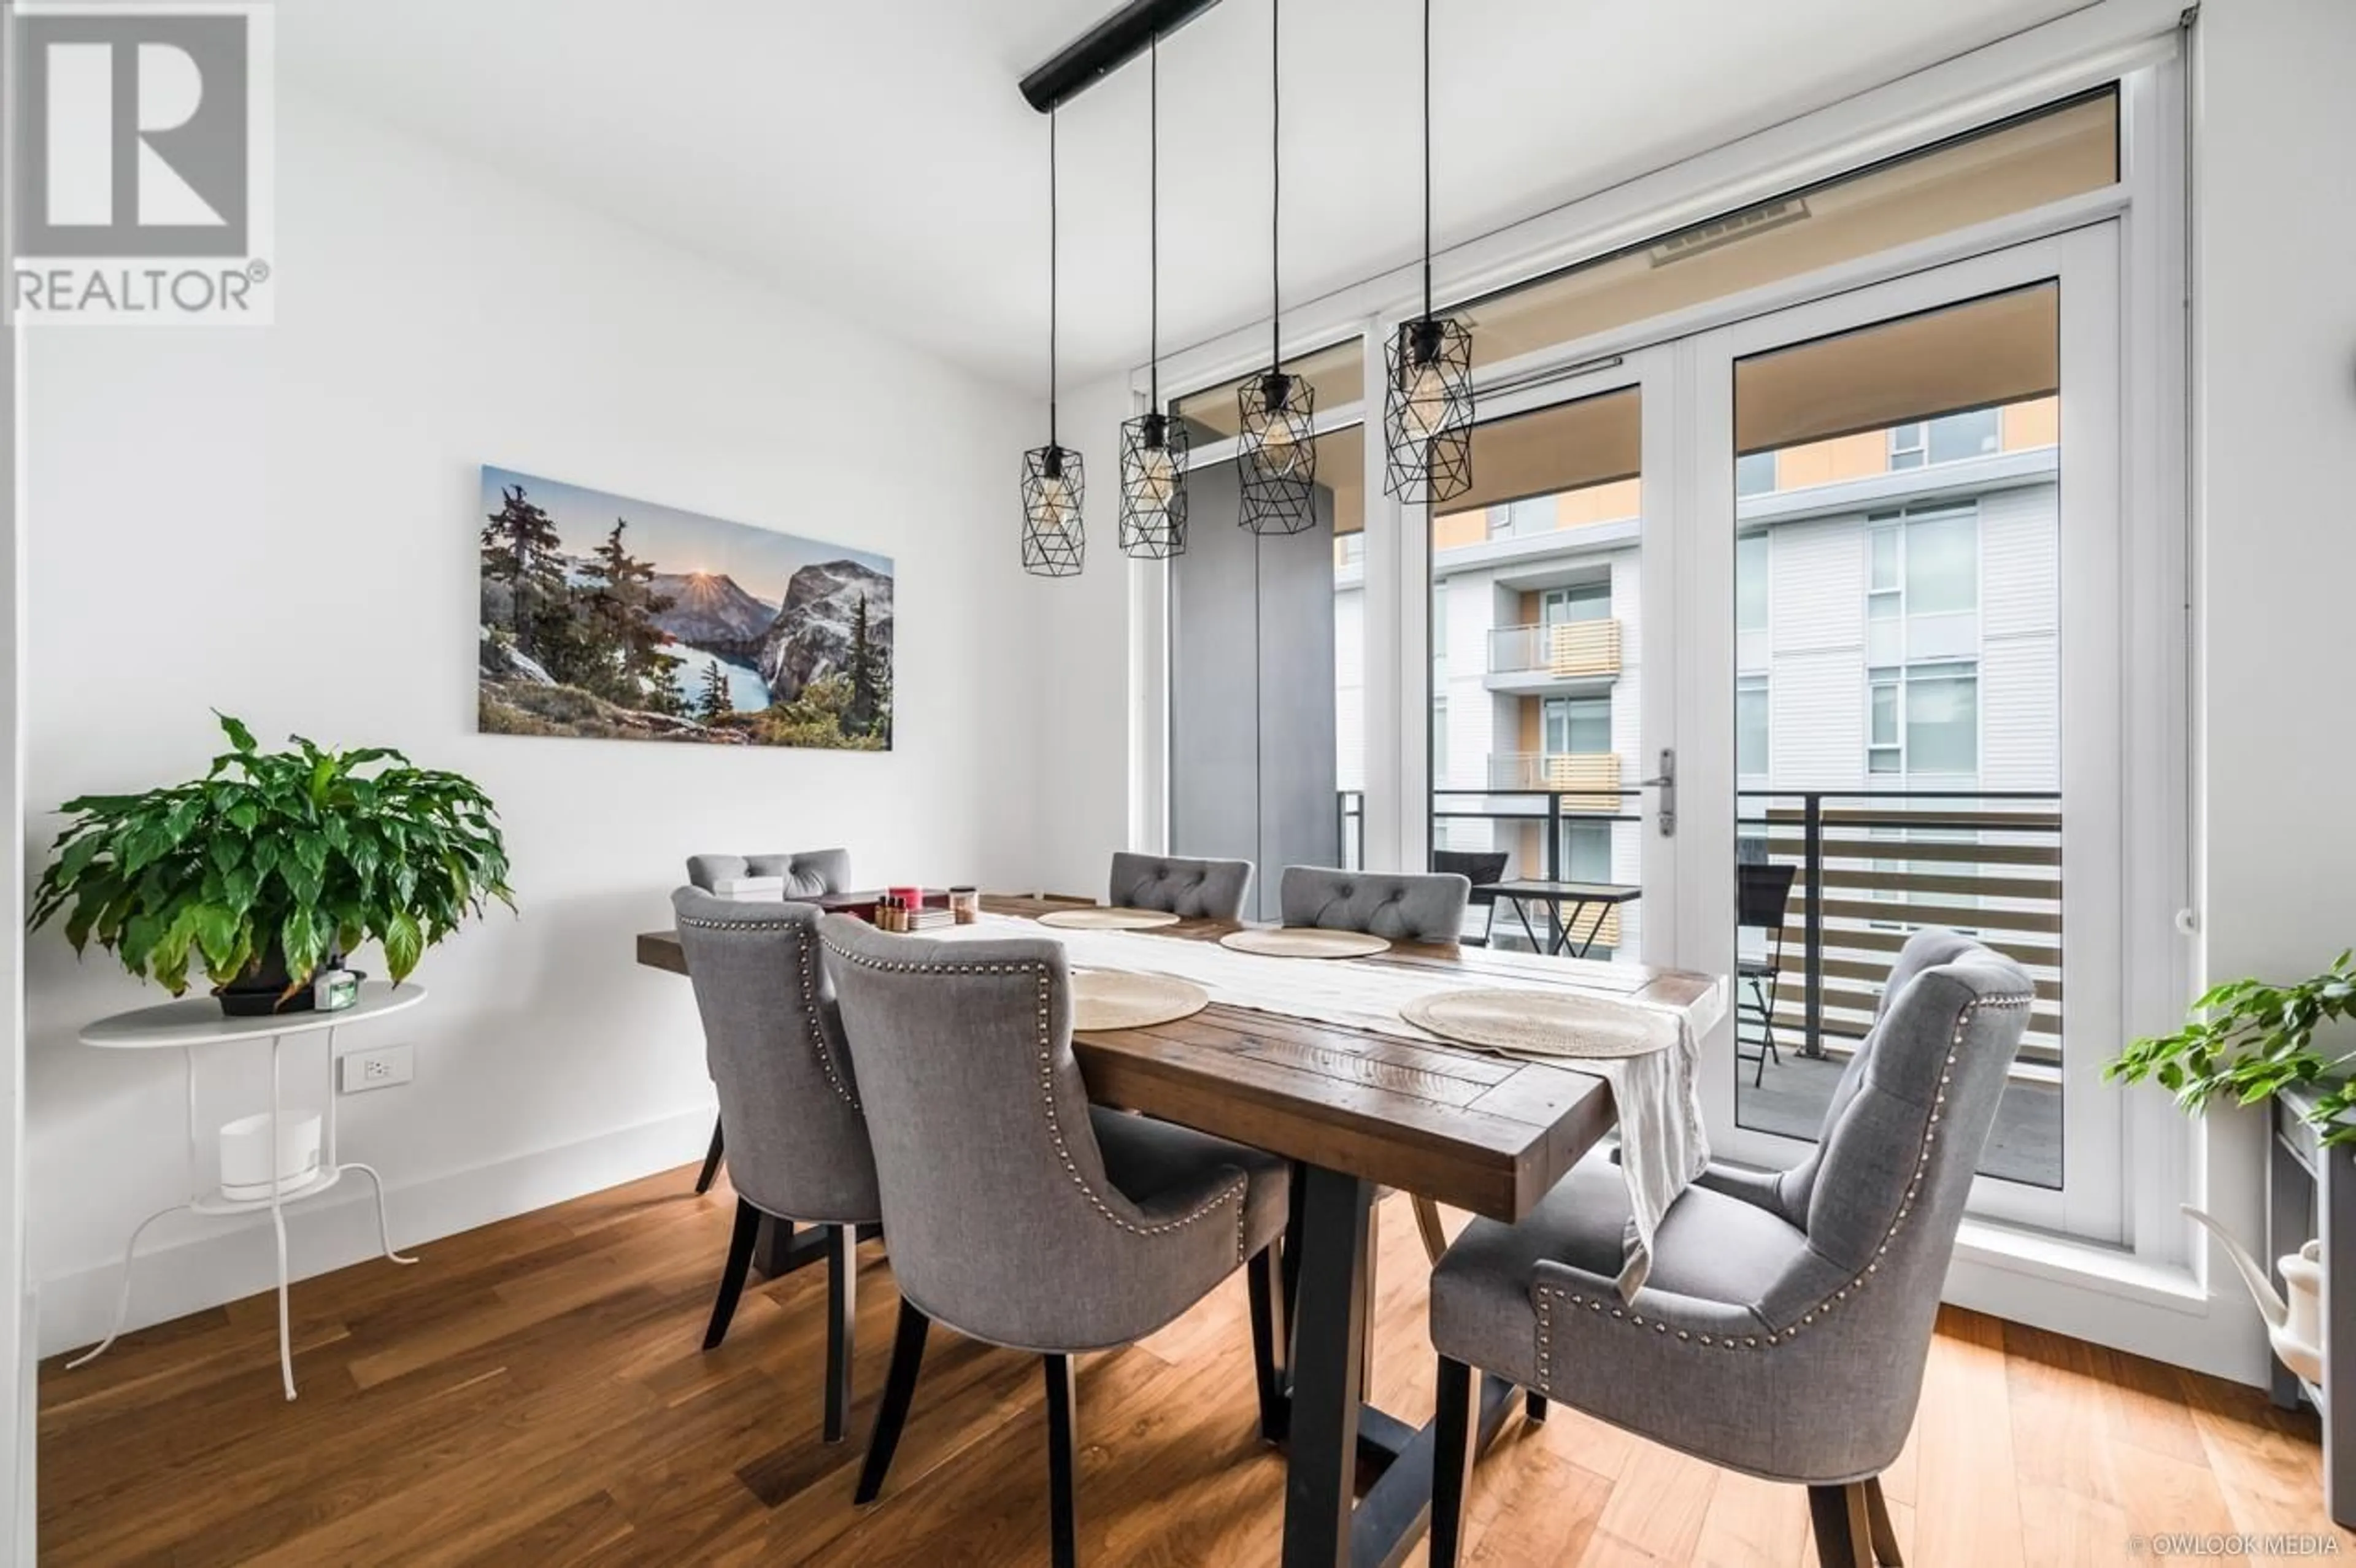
930;915;1719;1298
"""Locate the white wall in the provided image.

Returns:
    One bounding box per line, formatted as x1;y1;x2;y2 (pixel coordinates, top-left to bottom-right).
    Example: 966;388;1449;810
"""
2192;0;2356;1372
21;91;1039;1355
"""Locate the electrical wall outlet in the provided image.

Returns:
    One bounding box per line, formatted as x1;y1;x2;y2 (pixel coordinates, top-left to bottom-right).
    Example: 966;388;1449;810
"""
338;1043;414;1094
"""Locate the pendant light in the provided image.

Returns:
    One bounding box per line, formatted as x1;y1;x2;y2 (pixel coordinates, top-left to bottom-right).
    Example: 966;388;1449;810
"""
1023;107;1086;578
1120;33;1188;559
1236;0;1317;536
1381;0;1473;504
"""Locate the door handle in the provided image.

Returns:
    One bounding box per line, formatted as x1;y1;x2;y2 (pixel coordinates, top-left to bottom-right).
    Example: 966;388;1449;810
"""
1638;748;1676;839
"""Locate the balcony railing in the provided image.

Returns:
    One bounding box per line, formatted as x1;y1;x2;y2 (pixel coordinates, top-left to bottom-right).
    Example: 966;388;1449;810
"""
1390;785;2062;1071
1487;751;1621;812
1486;619;1622;680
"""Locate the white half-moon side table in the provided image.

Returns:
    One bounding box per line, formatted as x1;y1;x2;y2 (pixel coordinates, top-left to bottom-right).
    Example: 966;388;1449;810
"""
72;982;426;1400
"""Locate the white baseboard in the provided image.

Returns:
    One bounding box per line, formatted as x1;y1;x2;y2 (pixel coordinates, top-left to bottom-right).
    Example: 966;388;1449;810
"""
35;1105;715;1358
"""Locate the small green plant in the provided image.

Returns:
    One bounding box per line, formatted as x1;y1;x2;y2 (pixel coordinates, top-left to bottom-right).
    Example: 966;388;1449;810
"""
2106;951;2356;1144
30;714;514;1002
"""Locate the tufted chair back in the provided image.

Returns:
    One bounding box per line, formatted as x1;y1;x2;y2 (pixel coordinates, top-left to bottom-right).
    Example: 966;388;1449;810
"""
1279;865;1471;945
1107;852;1253;921
820;915;1258;1351
670;888;879;1226
685;849;852;901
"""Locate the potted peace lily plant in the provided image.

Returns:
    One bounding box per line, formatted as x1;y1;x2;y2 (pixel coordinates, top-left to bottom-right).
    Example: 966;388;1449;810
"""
31;714;514;1015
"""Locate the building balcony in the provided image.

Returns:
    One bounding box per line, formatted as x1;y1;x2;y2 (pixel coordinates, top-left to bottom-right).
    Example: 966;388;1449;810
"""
1483;620;1622;694
1486;751;1622;812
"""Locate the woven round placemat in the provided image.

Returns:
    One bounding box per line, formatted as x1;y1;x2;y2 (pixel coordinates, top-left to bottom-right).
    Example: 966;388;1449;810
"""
1070;970;1211;1031
1037;907;1183;931
1218;928;1392;959
1400;988;1676;1059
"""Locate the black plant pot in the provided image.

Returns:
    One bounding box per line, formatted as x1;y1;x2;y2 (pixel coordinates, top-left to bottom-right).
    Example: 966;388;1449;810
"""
216;943;344;1018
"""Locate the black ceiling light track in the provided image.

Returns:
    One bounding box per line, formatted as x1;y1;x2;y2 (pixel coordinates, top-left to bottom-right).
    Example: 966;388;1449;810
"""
1019;0;1225;113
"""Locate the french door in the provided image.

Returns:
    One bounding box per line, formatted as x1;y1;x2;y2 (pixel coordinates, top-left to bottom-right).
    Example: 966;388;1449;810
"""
1411;228;2127;1237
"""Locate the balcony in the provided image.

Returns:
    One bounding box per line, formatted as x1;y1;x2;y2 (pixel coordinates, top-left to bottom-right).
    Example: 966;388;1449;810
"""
1483;620;1622;694
1393;783;2065;1188
1486;751;1622;812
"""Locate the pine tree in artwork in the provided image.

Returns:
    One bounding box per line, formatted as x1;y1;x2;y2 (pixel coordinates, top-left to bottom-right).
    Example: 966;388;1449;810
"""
847;594;879;737
480;484;569;661
646;650;689;717
697;660;734;724
582;518;676;702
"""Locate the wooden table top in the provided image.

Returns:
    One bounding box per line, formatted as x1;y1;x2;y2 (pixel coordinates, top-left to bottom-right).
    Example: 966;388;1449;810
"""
637;894;1722;1224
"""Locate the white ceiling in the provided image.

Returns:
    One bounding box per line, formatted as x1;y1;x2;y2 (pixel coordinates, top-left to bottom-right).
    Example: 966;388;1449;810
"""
279;0;2088;396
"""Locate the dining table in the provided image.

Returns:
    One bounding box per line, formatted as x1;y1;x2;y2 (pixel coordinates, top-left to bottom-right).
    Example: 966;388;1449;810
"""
638;892;1725;1568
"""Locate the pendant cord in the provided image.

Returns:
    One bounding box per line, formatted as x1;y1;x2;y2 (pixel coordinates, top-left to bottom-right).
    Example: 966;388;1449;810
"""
1149;33;1159;416
1269;0;1280;371
1421;0;1433;322
1049;107;1060;449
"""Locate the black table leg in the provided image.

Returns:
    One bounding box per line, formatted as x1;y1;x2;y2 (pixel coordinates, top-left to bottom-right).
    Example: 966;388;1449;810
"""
1282;1164;1372;1568
1277;1166;1528;1568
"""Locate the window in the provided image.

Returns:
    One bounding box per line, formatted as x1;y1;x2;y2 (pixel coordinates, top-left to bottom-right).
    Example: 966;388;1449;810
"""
1491;498;1555;539
1736;534;1769;631
1906;665;1979;772
1868;671;1901;773
1560;820;1613;883
1431;697;1448;786
1542;582;1611;625
1737;676;1769;776
1888;422;1928;470
1928;407;2001;464
1904;512;1977;614
1868;664;1979;775
1544;696;1610;756
1736;451;1777;496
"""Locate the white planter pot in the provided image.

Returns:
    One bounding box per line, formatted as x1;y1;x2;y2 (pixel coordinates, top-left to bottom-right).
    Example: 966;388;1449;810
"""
218;1112;322;1202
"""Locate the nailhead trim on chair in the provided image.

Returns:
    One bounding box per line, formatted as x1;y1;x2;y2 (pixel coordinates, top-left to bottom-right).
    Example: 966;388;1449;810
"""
679;915;862;1113
821;939;1252;1261
1528;994;2033;1378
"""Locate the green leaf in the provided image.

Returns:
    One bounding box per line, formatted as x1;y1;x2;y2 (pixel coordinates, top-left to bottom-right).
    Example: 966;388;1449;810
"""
382;909;423;984
215;712;258;753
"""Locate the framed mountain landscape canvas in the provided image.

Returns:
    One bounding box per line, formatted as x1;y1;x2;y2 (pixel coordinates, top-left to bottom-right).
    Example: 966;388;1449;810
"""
477;466;894;750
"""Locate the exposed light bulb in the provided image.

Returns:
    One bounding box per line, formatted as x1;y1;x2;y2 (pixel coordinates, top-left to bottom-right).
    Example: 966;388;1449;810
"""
1036;473;1076;535
1136;442;1177;507
1258;409;1312;478
1399;355;1451;442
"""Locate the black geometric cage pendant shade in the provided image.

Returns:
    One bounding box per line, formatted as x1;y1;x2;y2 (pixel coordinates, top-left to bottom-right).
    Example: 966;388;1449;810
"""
1118;413;1188;558
1238;369;1319;535
1120;31;1188;561
1383;315;1474;503
1381;0;1474;505
1236;0;1319;539
1022;443;1086;577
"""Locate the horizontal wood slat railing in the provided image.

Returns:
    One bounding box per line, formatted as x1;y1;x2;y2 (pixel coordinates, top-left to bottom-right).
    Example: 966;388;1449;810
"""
1746;790;2063;1069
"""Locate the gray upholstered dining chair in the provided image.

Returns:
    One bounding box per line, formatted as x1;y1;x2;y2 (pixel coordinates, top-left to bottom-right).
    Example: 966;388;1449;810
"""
1425;929;2035;1568
817;915;1291;1568
1106;850;1253;921
671;888;880;1445
1279;864;1471;944
1276;864;1473;1269
683;848;854;1193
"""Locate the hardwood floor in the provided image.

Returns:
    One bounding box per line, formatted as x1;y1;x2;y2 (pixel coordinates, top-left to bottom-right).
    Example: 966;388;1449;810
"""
38;1165;2353;1566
